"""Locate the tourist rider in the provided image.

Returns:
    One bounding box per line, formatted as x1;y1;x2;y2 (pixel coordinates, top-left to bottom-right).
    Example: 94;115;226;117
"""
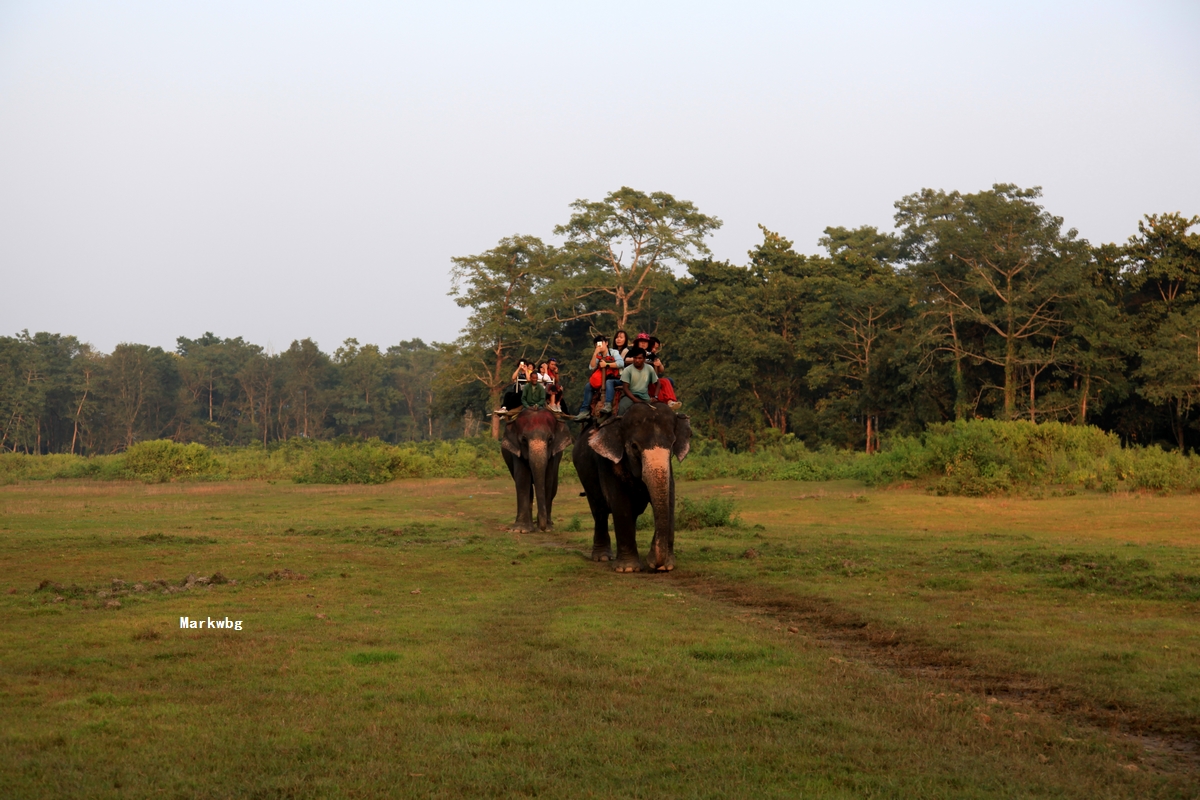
544;358;563;412
617;349;659;415
611;330;630;361
498;358;533;412
646;336;682;411
574;336;624;419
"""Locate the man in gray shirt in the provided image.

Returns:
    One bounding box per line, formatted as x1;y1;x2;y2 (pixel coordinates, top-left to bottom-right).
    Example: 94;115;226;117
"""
617;350;659;414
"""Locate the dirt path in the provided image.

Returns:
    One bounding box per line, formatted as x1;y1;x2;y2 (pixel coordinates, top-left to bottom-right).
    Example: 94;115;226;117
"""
664;568;1200;773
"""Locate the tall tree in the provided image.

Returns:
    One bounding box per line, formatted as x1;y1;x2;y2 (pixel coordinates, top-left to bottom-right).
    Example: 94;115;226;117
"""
449;235;558;438
101;343;179;450
553;187;721;331
817;226;909;452
897;185;1090;419
1127;213;1200;447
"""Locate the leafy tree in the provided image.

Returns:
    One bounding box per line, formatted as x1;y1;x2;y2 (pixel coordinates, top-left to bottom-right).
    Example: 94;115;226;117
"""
676;229;819;448
1127;213;1200;447
101;343;179;450
817;226;909;452
449;235;559;438
553;187;721;331
897;185;1090;420
277;338;331;439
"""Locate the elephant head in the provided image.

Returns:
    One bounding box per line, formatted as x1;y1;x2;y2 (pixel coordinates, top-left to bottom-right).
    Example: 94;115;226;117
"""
502;408;572;531
587;404;691;568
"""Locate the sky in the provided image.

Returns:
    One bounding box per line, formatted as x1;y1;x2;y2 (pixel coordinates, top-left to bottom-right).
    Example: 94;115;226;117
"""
1;1;1198;354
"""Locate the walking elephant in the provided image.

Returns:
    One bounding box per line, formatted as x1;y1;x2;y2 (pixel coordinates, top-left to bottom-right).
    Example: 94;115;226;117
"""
573;403;691;572
502;407;572;532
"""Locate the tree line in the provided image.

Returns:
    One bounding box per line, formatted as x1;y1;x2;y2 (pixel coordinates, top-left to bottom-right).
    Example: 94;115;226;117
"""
4;184;1198;455
0;333;478;454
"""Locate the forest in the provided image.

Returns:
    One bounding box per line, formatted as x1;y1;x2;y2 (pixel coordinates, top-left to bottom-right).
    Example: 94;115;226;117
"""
3;184;1199;456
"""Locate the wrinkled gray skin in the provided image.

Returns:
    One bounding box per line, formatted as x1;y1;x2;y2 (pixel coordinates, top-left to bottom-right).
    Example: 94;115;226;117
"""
572;403;691;572
501;408;572;532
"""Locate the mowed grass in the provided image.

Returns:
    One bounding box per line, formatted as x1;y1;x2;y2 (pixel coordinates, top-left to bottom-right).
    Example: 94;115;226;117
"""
0;479;1197;798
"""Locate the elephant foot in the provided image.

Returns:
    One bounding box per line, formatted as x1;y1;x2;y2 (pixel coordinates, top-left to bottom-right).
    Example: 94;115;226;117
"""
613;554;642;573
508;523;535;533
649;541;674;572
591;547;615;562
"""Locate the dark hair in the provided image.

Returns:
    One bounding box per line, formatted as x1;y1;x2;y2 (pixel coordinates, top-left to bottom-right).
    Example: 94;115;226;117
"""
593;335;608;345
612;330;628;348
647;336;661;350
628;347;648;360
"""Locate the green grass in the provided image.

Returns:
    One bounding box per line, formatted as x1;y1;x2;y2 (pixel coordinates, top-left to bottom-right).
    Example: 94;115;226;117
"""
0;478;1197;797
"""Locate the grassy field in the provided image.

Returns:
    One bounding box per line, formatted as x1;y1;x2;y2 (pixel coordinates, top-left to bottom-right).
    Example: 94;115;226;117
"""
1;478;1198;798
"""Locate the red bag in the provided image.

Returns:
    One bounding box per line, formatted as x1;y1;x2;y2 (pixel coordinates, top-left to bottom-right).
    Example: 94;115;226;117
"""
589;369;604;389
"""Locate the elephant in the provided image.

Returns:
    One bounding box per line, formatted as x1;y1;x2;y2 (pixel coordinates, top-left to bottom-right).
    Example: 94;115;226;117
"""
501;407;572;533
572;402;691;572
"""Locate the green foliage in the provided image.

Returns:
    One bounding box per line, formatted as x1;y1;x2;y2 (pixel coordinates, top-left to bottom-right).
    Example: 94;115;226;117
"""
677;496;741;530
122;440;220;483
293;438;507;484
3;420;1200;495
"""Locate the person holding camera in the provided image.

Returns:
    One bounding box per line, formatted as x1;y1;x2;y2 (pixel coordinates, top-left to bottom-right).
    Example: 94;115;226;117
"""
573;335;625;419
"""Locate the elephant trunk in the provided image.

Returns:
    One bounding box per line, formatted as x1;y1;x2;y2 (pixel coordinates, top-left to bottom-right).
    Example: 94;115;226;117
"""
642;447;674;570
527;439;551;531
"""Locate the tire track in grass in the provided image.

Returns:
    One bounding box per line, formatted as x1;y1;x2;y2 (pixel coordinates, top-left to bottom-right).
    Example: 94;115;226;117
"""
662;568;1200;774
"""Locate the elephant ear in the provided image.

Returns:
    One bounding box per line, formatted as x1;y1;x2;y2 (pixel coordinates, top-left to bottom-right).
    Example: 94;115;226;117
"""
588;422;625;463
501;420;524;457
673;414;692;462
551;420;572;456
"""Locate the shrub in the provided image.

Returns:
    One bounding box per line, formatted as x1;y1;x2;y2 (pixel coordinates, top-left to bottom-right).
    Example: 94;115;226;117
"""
294;442;404;485
122;440;220;483
677;496;740;530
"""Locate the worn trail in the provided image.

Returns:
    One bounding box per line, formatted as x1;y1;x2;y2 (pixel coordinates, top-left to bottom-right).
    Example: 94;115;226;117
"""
661;567;1200;772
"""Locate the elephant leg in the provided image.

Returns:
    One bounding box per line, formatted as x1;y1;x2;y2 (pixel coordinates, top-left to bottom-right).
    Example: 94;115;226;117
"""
507;455;535;533
608;481;644;573
577;459;613;561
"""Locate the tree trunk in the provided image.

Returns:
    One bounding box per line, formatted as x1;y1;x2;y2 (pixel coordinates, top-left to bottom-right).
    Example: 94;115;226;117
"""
490;386;502;439
949;312;967;421
1079;373;1090;425
1004;282;1016;419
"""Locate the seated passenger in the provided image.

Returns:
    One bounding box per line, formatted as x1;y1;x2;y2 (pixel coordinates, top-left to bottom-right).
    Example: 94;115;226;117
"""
617;349;659;415
573;336;624;419
646;336;681;410
611;330;630;361
498;359;534;411
545;358;563;412
606;331;629;412
521;378;547;409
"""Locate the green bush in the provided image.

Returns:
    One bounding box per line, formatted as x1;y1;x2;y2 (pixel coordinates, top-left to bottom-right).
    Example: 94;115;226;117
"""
294;441;406;485
122;440;221;483
677;496;741;530
2;420;1199;496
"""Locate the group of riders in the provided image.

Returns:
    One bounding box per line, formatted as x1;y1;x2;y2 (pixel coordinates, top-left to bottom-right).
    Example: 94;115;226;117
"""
497;331;682;420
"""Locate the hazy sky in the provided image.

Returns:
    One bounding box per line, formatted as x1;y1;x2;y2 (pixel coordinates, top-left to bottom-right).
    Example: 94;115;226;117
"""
2;1;1198;354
